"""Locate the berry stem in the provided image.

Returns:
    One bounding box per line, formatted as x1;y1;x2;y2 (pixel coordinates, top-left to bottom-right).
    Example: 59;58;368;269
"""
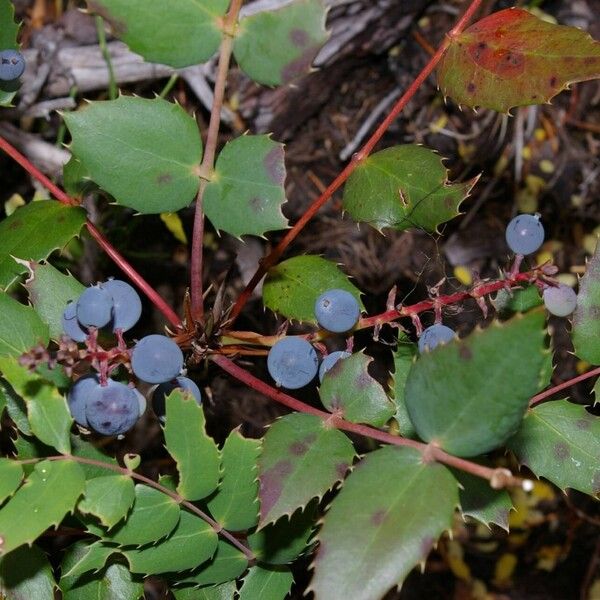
190;0;243;323
529;365;600;407
228;0;484;323
17;454;256;562
0;135;182;328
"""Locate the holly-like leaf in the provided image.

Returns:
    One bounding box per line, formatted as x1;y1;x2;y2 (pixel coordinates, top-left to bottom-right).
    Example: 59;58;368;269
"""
508;399;600;495
437;8;600;113
0;0;21;107
164;390;220;501
310;446;458;600
71;436;118;480
122;510;218;574
405;310;547;457
258;413;355;526
0;458;23;504
319;352;394;426
25;262;85;340
173;581;236;600
78;476;135;529
238;565;293;600
204;135;288;237
0;545;55;599
86;0;227;68
342;145;474;233
263;255;362;323
61;540;115;579
573;239;600;364
234;0;328;86
0;293;49;357
0;460;85;555
0;202;86;291
92;484;180;546
64;96;202;214
391;337;418;438
63;156;96;199
493;285;542;315
176;540;248;587
206;429;261;531
0;357;71;453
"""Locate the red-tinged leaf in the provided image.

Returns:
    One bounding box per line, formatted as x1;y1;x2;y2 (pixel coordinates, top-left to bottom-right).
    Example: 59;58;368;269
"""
438;8;600;113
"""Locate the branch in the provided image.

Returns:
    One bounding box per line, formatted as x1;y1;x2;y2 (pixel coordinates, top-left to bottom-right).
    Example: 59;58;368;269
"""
228;0;485;322
529;365;600;407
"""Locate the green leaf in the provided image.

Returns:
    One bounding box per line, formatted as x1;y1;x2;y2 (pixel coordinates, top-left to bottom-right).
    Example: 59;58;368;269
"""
86;0;227;68
0;458;23;504
0;357;71;453
1;376;31;434
319;351;394;426
342;145;474;232
63;156;96;199
263;255;362;323
0;545;55;599
0;293;49;357
164;390;220;501
234;0;328;86
508;399;600;495
122;510;217;574
25;262;85;340
258;413;355;526
206;429;261;531
454;469;513;531
78;476;135;529
61;540;115;579
0;202;86;291
437;7;600;113
71;436;118;479
238;565;293;600
405;310;547;457
391;337;418;437
173;581;236;600
64;96;202;214
248;500;316;565
176;540;247;587
0;0;20;107
94;484;180;546
0;459;85;555
204;135;288;237
493;285;542;315
12;434;52;472
573;238;600;363
310;446;458;600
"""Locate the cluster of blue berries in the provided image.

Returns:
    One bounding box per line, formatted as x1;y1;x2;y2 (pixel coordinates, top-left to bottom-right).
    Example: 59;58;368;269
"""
62;279;200;436
0;49;25;82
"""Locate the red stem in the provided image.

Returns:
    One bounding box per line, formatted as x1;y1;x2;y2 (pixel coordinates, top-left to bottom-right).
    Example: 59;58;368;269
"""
228;0;484;323
529;365;600;407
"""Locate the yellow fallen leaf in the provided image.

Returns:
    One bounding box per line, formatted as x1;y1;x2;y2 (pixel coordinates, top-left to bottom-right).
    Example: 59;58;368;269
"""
160;212;188;245
4;193;25;216
493;553;517;587
454;265;472;286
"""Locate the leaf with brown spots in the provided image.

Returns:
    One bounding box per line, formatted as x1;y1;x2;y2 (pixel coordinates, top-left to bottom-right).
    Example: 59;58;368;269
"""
438;8;600;113
204;135;288;237
257;413;355;527
508;399;600;496
310;446;458;600
320;352;394;427
233;0;328;86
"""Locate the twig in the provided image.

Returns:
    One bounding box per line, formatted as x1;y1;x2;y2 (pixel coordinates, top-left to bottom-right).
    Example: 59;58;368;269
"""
529;365;600;407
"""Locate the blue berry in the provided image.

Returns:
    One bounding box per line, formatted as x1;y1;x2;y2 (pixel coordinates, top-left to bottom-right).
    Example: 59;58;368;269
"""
85;378;140;436
543;284;577;317
67;375;99;426
505;214;545;255
130;334;184;384
101;279;142;332
152;376;202;421
76;285;114;329
314;289;360;333
0;50;25;82
418;324;455;354
267;337;318;389
319;350;351;382
62;301;88;342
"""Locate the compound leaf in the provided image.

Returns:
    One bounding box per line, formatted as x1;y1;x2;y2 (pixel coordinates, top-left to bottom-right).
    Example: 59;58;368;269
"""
0;460;85;555
263;255;362;323
405;310;547;457
0;458;23;504
508;399;600;496
164;390;220;501
238;565;293;600
78;475;135;529
234;0;328;86
438;8;600;113
319;352;394;427
310;446;458;600
64;96;202;214
204;135;288;237
343;145;474;233
0;545;55;599
0;293;49;358
258;413;355;526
